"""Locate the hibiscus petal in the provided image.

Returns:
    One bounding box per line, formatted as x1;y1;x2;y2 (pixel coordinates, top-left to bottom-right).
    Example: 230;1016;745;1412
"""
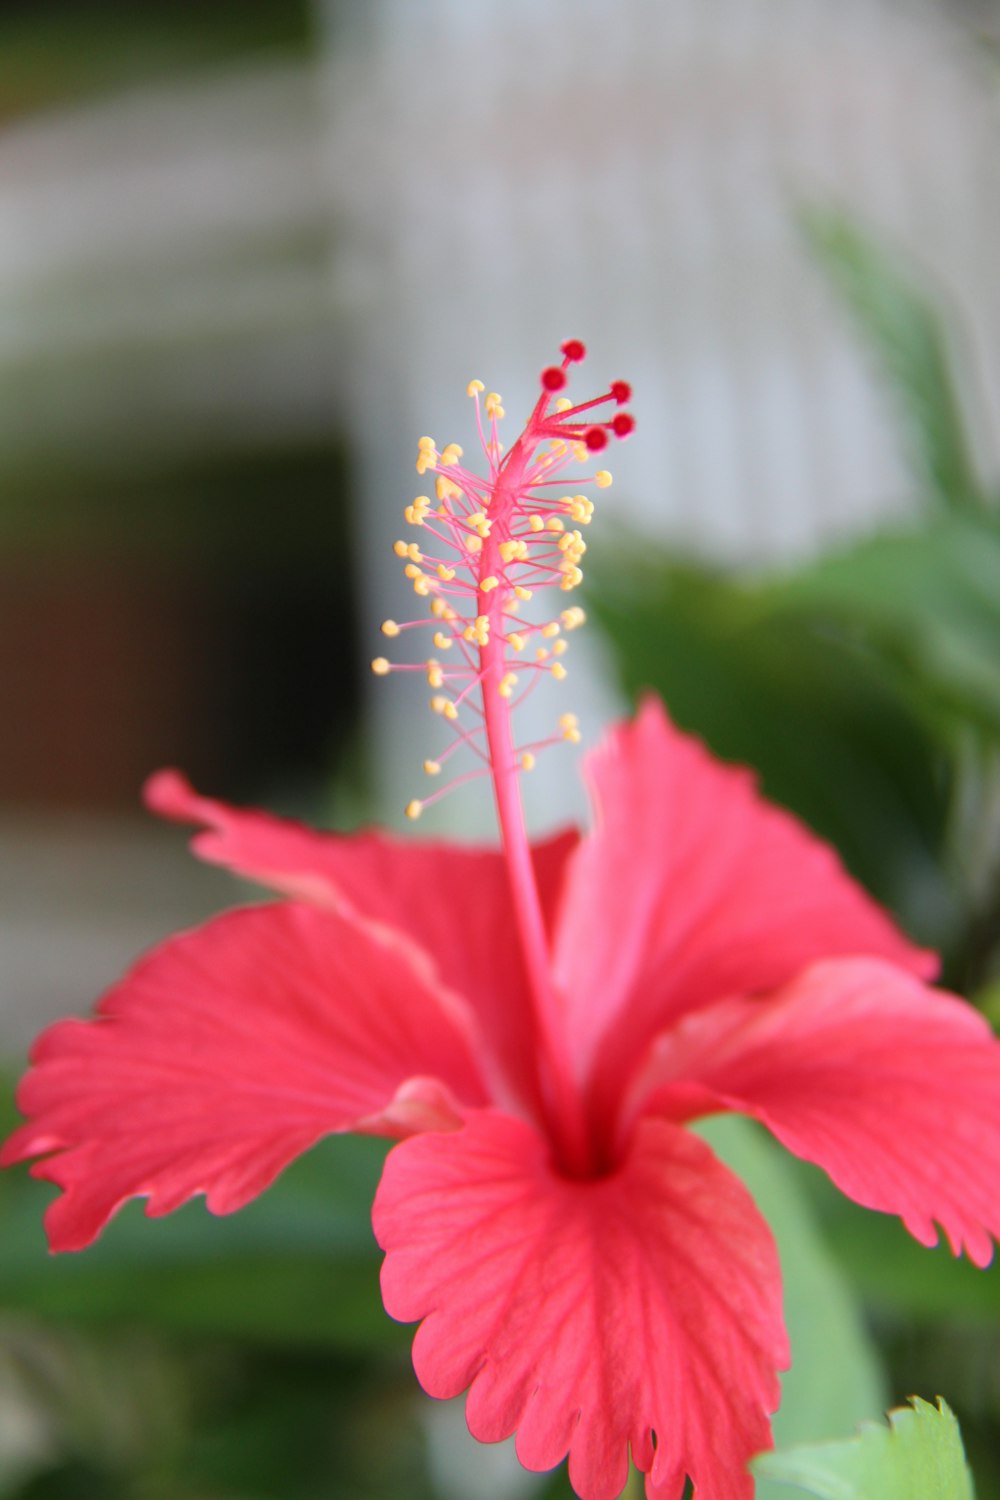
634;958;1000;1268
2;902;490;1252
552;696;936;1118
145;770;575;1115
374;1110;786;1500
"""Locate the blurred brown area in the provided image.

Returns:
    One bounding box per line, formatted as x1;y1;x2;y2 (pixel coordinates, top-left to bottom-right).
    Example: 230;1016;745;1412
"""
0;448;358;811
0;0;357;816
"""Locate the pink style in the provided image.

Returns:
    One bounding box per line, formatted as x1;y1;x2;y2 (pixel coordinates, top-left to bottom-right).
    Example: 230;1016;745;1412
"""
5;346;1000;1500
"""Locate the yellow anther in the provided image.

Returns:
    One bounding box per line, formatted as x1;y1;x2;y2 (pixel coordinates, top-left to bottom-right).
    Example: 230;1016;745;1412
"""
405;496;431;526
561;607;586;630
572;443;588;462
415;454;433;475
443;700;458;720
552;638;568;657
559;530;586;555
481;576;499;593
418;436;436;452
461;614;490;647
499;539;529;563
555;398;572;413
393;539;409;558
426;660;444;688
528;515;545;533
595;470;613;488
371;657;391;676
515;585;533;601
559;712;579;730
408;543;423;562
404;563;423;580
433;630;453;650
551;439;568;454
406;799;423;820
439;443;463;466
437;564;456;581
437;475;462;502
542;621;561;639
413;577;431;596
547;517;565;533
467;535;483;554
520;751;536;772
468;512;491;537
431;695;449;714
536;647;550;661
569;495;595;523
424;759;442;776
431;598;448;618
484;392;504;419
498;672;519;699
551;661;567;681
466;379;485;396
508;632;525;652
381;619;400;637
560;565;584;591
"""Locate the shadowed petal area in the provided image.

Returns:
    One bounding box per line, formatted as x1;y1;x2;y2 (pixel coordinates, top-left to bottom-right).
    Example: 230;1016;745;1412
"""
553;697;936;1114
635;958;1000;1268
145;771;575;1115
374;1111;785;1500
2;902;490;1252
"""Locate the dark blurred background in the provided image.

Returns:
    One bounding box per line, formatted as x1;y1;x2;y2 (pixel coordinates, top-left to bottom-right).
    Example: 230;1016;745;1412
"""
1;2;999;1497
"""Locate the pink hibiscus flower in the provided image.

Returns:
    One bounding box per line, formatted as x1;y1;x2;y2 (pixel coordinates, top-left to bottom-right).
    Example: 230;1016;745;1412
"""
6;345;1000;1500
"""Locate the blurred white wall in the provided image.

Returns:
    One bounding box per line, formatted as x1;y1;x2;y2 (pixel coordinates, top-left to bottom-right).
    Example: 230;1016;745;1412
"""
0;0;997;839
318;0;1000;824
322;0;1000;562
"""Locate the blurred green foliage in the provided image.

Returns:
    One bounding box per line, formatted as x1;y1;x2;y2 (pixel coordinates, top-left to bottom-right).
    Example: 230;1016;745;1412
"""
590;207;1000;1496
591;208;1000;994
0;1;313;115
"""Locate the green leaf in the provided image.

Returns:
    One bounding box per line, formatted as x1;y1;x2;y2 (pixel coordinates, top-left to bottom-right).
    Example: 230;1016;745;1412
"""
753;1397;975;1499
587;551;955;945
800;205;986;514
755;513;1000;741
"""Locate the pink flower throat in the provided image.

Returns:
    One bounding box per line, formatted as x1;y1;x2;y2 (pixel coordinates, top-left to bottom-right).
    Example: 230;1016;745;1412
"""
373;341;635;1175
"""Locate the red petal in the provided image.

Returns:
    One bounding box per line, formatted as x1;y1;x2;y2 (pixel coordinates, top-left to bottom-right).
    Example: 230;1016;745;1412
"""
374;1111;785;1500
2;902;490;1251
636;958;1000;1267
552;697;936;1126
145;771;576;1117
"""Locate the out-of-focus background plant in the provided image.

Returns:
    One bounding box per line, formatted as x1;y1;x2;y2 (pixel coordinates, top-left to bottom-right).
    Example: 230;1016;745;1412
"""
1;2;999;1497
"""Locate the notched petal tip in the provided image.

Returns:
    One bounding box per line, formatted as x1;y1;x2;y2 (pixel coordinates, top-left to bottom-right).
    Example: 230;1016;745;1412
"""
375;1112;783;1500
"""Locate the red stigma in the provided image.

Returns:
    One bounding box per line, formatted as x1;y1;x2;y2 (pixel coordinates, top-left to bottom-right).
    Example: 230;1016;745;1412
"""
610;381;632;405
584;426;608;451
612;413;636;438
561;339;586;363
541;366;568;392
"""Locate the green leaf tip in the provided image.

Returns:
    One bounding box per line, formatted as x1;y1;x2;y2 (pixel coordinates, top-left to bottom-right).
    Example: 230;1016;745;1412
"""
752;1396;975;1500
799;202;986;516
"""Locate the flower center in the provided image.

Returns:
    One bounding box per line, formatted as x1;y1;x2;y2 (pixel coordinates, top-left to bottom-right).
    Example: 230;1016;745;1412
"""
372;341;634;1175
